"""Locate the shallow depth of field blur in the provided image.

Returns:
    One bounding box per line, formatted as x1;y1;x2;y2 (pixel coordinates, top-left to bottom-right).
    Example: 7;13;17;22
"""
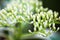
0;0;60;40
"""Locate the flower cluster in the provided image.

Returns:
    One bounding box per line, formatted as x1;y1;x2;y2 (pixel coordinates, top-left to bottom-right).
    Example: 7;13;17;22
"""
0;0;34;27
0;0;60;38
29;8;59;36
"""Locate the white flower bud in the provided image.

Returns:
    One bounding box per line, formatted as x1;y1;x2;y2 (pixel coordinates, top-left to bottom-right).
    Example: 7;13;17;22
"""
33;15;36;22
39;26;42;30
40;12;45;19
43;20;47;27
53;23;55;27
44;8;48;11
40;6;43;11
49;23;51;27
57;27;60;31
46;14;49;19
1;9;7;14
47;10;53;16
54;11;58;18
34;27;36;31
49;18;52;23
0;12;7;20
53;23;56;30
28;30;32;33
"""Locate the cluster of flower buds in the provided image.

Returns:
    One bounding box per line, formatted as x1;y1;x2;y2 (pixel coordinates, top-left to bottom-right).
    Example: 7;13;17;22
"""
0;0;36;27
0;0;60;37
30;9;59;37
28;0;60;37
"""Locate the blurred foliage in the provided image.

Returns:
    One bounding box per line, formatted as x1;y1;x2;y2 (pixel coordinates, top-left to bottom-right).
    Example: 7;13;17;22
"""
0;0;60;40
